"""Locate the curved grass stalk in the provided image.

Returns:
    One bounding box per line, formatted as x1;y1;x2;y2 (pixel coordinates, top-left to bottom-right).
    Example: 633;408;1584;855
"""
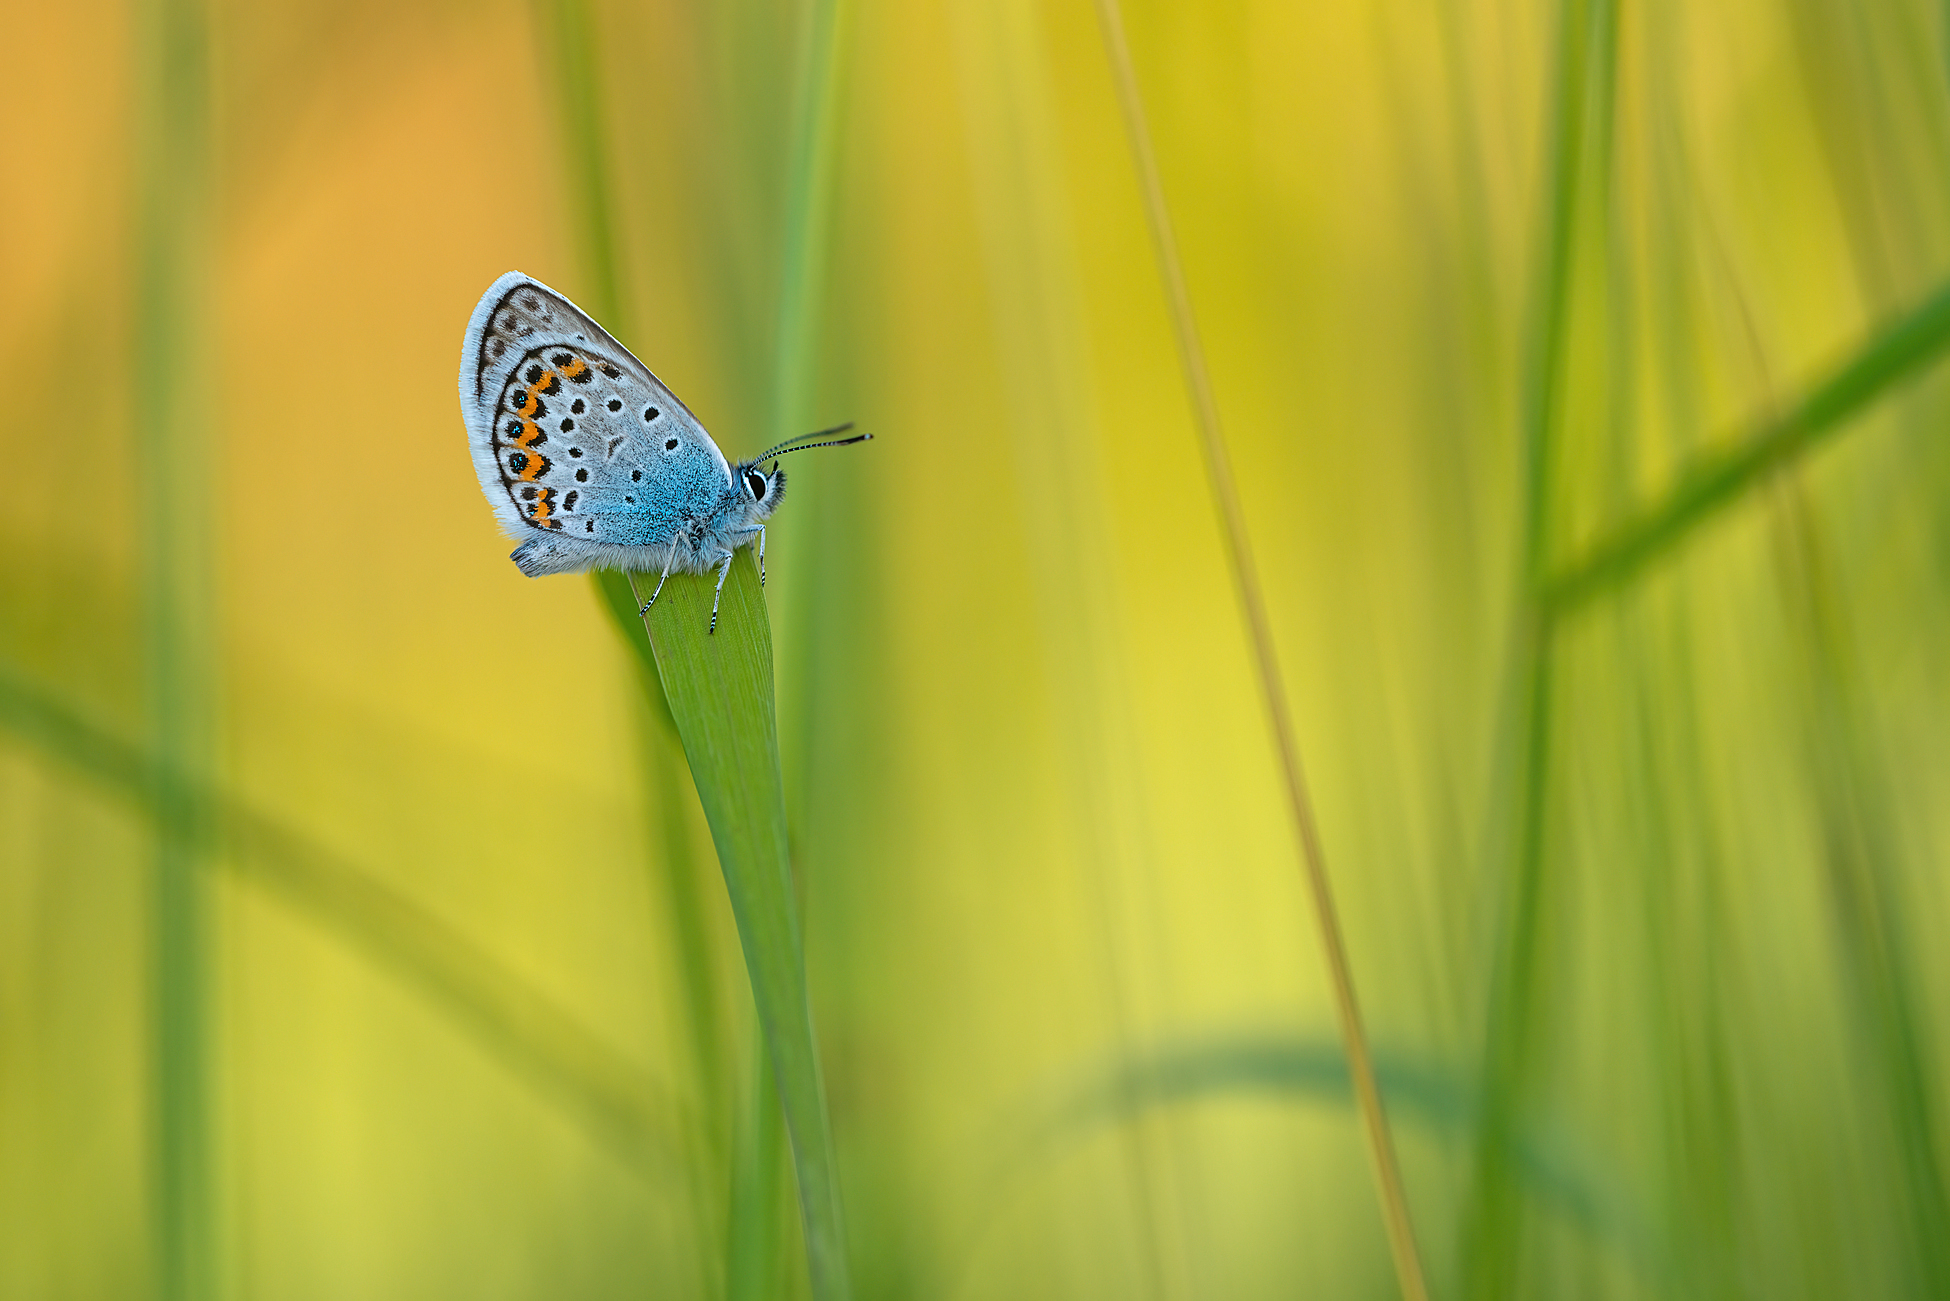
1045;1035;1667;1282
0;664;690;1179
1087;3;1428;1297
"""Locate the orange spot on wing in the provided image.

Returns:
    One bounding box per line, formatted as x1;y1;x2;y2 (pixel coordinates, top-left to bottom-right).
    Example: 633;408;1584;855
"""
562;358;589;381
515;370;558;416
508;420;546;449
531;487;557;525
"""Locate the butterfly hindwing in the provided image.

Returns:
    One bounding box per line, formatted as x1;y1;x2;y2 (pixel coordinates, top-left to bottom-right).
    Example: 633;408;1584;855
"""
459;273;733;571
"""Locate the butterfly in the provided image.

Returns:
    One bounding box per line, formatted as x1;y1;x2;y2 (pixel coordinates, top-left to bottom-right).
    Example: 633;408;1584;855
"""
458;272;869;631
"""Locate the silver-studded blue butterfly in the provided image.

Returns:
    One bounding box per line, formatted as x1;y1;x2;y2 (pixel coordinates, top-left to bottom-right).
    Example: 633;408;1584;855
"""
458;272;870;630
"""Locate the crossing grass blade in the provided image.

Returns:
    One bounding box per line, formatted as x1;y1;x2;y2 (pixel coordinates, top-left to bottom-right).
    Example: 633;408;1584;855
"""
1039;1034;1664;1281
1543;280;1950;614
636;554;852;1301
0;661;690;1177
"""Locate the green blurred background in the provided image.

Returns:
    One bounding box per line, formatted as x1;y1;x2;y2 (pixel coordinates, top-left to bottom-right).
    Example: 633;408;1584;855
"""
7;0;1950;1297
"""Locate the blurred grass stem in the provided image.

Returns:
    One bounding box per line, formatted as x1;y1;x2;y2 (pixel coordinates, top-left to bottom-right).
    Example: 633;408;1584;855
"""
1089;3;1429;1297
1465;0;1612;1292
531;0;628;334
133;0;217;1297
771;0;846;438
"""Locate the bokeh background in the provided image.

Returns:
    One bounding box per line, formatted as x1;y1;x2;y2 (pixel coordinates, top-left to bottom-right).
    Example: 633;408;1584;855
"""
7;0;1950;1297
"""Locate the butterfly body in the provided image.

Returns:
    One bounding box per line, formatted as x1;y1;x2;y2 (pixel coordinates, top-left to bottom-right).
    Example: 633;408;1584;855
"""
458;272;785;586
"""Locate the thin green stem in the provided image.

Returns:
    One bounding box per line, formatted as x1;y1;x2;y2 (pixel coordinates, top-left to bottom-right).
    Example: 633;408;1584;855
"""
771;0;847;439
532;0;628;335
1088;3;1428;1297
726;1021;788;1301
133;0;215;1295
1464;0;1610;1294
531;11;732;1279
761;2;853;1295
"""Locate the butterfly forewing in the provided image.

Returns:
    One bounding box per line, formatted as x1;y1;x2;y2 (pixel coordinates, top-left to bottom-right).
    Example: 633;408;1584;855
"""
460;273;731;550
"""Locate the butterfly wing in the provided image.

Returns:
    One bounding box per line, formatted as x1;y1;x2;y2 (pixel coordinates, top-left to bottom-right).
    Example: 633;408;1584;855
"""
458;272;733;573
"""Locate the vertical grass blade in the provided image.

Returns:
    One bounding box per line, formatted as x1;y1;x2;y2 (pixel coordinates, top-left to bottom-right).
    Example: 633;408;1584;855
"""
533;8;738;1280
1088;3;1428;1297
770;0;846;439
726;1029;789;1301
131;0;215;1297
594;574;724;1102
762;0;850;1289
638;556;851;1301
1772;497;1950;1297
1464;1;1612;1294
1466;0;1606;1295
530;0;629;335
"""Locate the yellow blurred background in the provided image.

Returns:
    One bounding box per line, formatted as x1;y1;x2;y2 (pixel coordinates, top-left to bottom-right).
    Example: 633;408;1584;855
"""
7;0;1950;1297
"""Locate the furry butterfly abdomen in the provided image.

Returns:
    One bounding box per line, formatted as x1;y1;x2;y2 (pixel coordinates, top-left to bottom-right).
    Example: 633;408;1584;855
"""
458;271;750;577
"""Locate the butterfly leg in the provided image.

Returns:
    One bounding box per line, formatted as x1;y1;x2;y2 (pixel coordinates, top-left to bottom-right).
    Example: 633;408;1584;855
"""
638;535;684;615
708;550;734;634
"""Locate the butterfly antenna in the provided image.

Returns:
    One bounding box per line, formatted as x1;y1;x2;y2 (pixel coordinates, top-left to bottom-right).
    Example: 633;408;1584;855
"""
752;423;872;463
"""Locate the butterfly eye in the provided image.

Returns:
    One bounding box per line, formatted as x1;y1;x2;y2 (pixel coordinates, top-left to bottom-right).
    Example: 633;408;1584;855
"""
745;470;767;501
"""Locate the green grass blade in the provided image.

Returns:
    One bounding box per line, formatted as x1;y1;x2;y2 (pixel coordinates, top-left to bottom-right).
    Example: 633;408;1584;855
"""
770;0;846;438
132;0;215;1294
594;571;677;733
1772;499;1950;1295
1465;1;1612;1294
530;0;628;335
1543;279;1950;613
1038;1034;1666;1282
638;554;851;1301
0;663;688;1181
594;573;729;1131
749;0;851;1288
727;1024;789;1301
